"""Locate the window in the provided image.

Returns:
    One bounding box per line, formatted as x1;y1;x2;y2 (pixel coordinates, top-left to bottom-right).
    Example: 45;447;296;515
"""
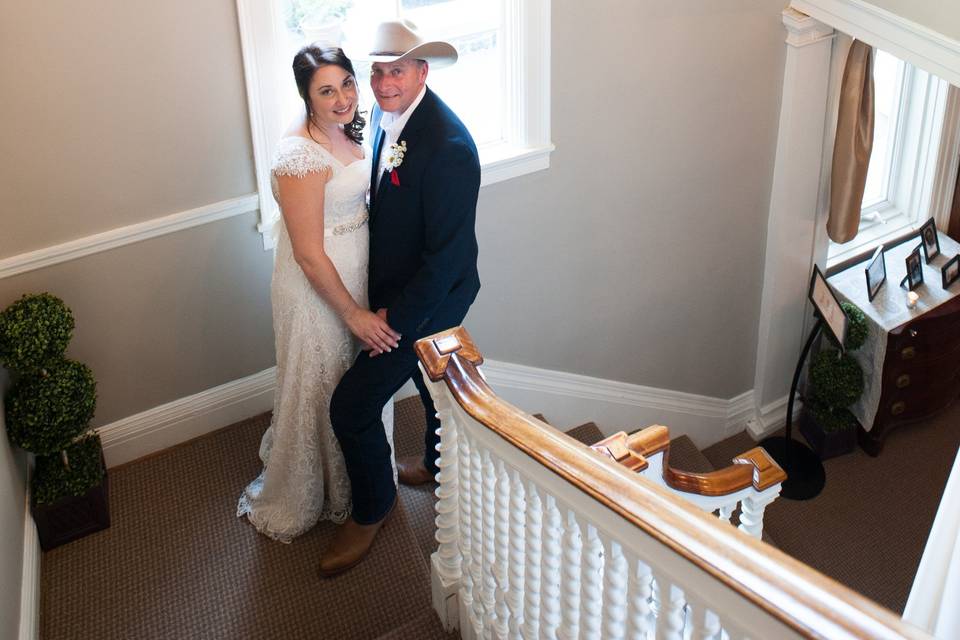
827;48;955;264
236;0;553;248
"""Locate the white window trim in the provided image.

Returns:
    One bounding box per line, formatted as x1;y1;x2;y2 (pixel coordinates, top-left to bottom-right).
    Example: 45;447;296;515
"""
826;58;956;266
236;0;553;250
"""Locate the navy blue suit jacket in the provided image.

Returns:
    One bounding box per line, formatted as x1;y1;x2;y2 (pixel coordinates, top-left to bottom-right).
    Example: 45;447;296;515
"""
368;87;481;338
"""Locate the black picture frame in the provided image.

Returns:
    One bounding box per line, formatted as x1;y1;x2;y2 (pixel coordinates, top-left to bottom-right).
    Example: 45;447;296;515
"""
920;218;940;262
865;245;886;302
808;266;847;352
942;255;960;289
904;245;924;290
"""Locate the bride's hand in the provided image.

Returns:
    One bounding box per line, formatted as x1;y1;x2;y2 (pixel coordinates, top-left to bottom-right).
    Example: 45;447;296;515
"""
343;306;401;355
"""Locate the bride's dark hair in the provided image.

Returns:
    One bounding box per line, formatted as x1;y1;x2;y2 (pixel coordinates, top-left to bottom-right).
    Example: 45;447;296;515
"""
293;46;366;145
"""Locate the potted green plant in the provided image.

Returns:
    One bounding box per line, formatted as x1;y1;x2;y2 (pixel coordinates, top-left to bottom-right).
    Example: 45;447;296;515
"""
0;293;109;550
799;301;869;459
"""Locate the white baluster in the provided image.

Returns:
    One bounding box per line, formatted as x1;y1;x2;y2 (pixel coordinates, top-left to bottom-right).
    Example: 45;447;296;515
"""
580;524;604;639
738;488;780;540
458;431;475;630
540;495;563;639
655;579;686;640
481;450;499;633
433;392;460;579
625;552;654;640
493;459;511;638
558;510;583;640
690;601;722;640
507;469;526;639
523;481;543;640
601;540;628;640
469;439;485;634
718;503;735;525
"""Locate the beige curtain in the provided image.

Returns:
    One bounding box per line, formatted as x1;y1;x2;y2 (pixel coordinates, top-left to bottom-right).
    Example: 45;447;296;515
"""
827;40;875;244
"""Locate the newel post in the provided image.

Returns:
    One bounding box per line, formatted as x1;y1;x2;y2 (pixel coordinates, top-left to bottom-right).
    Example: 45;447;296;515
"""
415;327;486;634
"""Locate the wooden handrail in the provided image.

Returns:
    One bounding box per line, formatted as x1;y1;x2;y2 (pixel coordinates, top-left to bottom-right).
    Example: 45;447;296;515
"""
415;327;927;640
593;428;787;496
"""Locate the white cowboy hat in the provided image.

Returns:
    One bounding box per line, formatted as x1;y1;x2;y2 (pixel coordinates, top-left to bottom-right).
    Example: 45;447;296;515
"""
366;19;457;69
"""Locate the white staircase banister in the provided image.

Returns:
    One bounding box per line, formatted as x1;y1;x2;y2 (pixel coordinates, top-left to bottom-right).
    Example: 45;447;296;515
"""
416;327;929;640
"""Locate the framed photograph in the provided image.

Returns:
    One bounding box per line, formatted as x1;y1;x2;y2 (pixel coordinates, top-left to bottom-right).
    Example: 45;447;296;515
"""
904;245;924;290
942;255;960;289
808;265;847;351
865;246;886;302
920;218;940;262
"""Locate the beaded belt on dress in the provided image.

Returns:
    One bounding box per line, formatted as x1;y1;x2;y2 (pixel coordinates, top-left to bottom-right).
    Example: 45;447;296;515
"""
324;213;368;238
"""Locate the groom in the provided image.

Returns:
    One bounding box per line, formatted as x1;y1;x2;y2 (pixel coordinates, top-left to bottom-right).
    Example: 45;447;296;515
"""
320;20;481;576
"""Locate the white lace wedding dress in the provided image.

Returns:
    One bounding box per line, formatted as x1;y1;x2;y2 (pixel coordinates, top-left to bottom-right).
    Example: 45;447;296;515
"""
237;136;395;542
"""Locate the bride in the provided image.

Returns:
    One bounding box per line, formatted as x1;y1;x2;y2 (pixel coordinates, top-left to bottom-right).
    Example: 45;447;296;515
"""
238;46;401;542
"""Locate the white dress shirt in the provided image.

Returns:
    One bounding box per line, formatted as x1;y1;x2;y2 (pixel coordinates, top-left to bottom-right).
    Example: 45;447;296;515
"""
375;85;427;190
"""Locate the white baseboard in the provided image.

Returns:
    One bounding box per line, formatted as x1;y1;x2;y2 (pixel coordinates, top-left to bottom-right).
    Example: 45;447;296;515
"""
745;394;802;440
478;360;755;450
96;360;766;468
98;368;276;468
19;469;39;640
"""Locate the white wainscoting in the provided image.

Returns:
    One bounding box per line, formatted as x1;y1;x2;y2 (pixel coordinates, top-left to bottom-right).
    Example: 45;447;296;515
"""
0;194;259;280
98;360;783;468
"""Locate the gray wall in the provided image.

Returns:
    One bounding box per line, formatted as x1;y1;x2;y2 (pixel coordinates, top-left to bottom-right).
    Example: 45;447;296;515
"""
0;1;276;427
0;1;255;256
468;0;786;398
0;372;26;640
1;0;787;433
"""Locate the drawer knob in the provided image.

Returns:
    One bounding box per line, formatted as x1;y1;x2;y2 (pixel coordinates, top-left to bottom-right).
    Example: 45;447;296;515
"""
909;328;918;338
896;374;911;388
891;401;907;416
901;346;916;360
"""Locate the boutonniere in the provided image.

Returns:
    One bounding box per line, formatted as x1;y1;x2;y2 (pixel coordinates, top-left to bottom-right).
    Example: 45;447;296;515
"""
385;140;406;173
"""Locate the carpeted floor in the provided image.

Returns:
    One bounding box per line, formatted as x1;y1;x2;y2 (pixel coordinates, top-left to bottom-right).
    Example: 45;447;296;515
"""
39;405;450;640
701;400;960;614
39;395;960;637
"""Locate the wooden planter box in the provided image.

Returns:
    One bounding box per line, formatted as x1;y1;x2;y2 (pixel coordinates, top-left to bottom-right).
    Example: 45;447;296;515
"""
799;409;857;461
32;455;110;551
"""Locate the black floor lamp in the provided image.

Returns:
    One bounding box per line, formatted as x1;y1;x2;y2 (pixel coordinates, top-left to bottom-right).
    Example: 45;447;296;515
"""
759;266;846;501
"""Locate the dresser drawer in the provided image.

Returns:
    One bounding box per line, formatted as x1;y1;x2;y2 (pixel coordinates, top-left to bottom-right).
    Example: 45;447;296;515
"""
878;371;960;424
889;323;960;363
891;297;960;355
884;350;960;391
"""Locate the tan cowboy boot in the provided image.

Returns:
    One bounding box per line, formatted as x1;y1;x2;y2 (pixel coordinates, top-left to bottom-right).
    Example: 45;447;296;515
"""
317;498;396;578
397;456;436;486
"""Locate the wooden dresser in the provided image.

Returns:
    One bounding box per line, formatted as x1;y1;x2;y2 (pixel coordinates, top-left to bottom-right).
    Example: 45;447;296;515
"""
828;231;960;455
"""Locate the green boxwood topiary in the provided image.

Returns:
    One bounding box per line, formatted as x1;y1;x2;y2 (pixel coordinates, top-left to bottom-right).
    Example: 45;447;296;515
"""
5;359;97;455
806;397;859;433
840;301;868;352
809;349;863;409
0;293;74;373
33;433;105;505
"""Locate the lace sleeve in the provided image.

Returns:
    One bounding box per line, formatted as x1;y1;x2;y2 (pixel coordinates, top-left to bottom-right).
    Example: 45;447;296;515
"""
272;138;331;179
